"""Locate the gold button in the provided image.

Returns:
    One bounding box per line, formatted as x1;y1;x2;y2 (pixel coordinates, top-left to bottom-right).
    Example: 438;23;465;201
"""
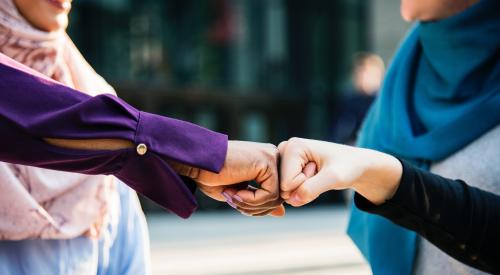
136;143;147;155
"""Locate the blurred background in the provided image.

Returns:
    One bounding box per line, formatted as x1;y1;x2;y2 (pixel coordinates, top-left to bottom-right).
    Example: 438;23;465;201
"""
68;0;409;274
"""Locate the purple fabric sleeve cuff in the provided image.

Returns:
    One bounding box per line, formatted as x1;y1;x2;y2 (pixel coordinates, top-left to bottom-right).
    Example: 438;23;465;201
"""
115;151;198;218
136;111;228;173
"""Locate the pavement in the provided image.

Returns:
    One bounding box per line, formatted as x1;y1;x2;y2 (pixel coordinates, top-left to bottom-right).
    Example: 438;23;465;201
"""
147;206;371;275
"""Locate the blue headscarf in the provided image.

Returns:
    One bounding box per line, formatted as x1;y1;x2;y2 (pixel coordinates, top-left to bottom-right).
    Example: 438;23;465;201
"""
347;0;500;274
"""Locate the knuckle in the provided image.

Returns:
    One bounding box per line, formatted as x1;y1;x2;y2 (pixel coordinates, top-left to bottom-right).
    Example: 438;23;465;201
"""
269;192;280;201
257;150;275;165
264;146;278;160
264;153;276;164
254;160;269;173
287;137;304;149
278;141;287;149
297;188;313;202
265;143;277;150
280;182;292;192
272;147;280;158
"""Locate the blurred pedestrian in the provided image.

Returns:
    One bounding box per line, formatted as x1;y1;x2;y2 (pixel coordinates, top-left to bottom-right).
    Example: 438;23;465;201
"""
330;53;384;145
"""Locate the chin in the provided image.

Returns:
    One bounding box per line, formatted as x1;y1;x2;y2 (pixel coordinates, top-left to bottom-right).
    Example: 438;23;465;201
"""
43;16;68;32
400;1;417;22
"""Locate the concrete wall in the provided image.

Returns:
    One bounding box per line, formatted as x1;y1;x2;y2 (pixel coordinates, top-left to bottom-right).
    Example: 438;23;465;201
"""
369;0;411;65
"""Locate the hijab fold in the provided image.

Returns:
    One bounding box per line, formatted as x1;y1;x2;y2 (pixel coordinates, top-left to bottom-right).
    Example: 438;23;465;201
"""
0;0;119;240
347;0;500;274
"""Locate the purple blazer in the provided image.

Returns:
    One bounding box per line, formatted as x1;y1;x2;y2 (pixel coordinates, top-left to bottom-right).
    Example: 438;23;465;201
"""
0;53;228;218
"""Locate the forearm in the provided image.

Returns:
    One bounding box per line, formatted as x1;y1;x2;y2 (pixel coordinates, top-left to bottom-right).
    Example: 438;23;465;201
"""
44;138;134;151
0;52;227;173
45;138;202;180
351;150;402;205
354;159;500;273
280;139;498;270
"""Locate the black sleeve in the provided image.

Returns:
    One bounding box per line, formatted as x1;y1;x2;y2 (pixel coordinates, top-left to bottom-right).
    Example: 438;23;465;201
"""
354;159;500;273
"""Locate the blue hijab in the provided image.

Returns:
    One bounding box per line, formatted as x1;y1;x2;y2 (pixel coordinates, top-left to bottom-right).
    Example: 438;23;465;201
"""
347;0;500;274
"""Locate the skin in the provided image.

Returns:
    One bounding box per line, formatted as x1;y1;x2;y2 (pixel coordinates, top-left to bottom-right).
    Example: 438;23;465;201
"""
43;0;483;217
45;138;134;151
231;0;484;212
400;0;480;22
24;0;282;217
13;0;72;32
353;56;384;96
276;138;403;207
269;0;484;208
170;141;285;216
45;138;285;216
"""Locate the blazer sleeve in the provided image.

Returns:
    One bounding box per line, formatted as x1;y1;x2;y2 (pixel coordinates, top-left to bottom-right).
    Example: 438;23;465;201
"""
0;53;228;218
354;159;500;273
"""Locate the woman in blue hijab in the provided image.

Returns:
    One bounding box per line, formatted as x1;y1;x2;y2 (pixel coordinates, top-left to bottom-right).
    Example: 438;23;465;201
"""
347;0;500;274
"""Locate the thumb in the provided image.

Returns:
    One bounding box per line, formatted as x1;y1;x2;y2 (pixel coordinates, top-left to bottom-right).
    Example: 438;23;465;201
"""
302;162;317;178
286;169;334;207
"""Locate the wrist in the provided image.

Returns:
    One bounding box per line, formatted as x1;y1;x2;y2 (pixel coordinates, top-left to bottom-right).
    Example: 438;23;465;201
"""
166;159;202;180
353;150;402;205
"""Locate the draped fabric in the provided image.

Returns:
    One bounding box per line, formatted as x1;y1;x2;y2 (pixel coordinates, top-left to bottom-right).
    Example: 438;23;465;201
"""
0;0;118;239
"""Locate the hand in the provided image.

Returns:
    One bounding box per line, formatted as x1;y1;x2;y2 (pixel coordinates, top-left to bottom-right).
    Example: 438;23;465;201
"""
278;138;402;207
170;140;285;217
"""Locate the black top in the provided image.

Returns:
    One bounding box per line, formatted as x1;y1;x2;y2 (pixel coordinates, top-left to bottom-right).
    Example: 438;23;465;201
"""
354;160;500;274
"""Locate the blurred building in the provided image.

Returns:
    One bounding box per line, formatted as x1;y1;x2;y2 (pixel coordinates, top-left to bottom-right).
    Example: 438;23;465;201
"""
68;0;372;136
369;0;411;63
67;0;409;210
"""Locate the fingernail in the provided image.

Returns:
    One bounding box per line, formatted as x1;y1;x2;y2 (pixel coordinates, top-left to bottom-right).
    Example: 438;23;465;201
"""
232;195;243;202
246;185;258;191
222;192;233;203
227;200;237;209
289;194;301;205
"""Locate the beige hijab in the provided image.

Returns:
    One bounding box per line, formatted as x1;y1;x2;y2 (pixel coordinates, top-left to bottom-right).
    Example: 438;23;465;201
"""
0;0;119;240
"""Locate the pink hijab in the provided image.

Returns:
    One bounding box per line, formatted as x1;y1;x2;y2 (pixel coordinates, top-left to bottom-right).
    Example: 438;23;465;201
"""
0;0;119;239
